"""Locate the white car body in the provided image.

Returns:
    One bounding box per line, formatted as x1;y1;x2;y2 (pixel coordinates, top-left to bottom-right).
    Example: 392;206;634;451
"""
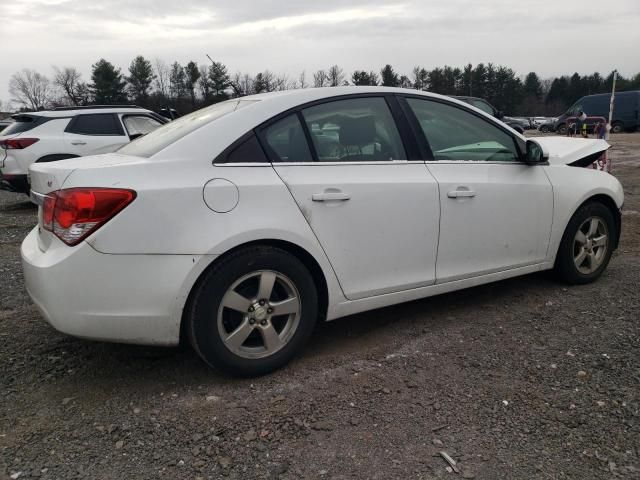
0;107;166;193
21;87;623;354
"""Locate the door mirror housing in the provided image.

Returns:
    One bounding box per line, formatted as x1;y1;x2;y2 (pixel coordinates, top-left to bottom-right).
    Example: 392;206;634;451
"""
495;109;504;120
524;139;548;164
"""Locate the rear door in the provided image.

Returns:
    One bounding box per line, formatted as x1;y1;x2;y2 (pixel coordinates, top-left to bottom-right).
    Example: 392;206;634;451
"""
63;113;129;156
401;96;553;283
263;95;441;300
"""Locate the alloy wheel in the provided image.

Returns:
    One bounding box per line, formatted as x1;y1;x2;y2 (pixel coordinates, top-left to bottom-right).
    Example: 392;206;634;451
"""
573;216;609;274
217;270;301;359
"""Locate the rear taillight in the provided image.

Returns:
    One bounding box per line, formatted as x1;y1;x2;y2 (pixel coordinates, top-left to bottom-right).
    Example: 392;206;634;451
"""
42;188;136;246
0;138;39;149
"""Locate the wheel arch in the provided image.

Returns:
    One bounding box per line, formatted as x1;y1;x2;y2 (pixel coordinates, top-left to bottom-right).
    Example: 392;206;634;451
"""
179;238;330;344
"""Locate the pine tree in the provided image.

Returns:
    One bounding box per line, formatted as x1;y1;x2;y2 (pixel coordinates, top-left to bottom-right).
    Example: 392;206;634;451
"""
126;56;155;105
90;59;127;104
380;65;399;87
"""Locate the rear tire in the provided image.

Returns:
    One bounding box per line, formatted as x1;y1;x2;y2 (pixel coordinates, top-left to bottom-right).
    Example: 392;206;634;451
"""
188;246;318;377
557;123;567;135
554;202;616;284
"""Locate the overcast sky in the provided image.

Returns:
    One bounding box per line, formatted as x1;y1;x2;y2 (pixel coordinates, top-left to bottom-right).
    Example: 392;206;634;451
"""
2;0;639;105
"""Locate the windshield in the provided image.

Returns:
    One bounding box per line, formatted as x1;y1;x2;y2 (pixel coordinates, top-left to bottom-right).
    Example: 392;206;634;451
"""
118;100;258;158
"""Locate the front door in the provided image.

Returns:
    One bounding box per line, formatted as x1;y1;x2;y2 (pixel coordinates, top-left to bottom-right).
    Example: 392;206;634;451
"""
262;97;441;300
403;96;553;283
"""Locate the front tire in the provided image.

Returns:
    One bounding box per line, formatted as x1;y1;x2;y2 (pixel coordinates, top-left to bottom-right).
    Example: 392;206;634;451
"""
554;202;616;284
188;246;318;377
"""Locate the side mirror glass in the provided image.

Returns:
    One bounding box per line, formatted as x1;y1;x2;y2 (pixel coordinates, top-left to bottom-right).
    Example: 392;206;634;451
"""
525;139;548;164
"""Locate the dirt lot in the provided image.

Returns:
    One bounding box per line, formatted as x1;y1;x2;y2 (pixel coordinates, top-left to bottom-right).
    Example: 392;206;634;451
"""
1;133;639;480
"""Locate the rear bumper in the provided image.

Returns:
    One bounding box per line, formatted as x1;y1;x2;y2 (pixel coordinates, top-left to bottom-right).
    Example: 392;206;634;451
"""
21;227;209;346
0;173;29;193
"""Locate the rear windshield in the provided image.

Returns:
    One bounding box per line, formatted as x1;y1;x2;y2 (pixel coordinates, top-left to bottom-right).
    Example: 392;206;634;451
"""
0;115;42;136
118;100;258;158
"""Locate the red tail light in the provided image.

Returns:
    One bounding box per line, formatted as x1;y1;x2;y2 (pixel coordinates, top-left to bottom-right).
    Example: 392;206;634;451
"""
0;138;39;149
42;188;136;246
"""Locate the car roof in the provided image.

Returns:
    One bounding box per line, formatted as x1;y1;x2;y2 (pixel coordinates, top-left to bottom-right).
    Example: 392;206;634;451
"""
13;107;153;119
238;86;478;110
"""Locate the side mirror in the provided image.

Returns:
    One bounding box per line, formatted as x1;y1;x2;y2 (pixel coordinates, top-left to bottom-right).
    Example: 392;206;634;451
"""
524;139;548;164
496;110;504;120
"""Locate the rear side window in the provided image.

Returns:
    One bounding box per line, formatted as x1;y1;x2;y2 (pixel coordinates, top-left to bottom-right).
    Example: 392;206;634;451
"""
216;134;269;164
66;114;124;136
263;114;313;163
1;115;43;135
118;100;257;158
301;97;406;162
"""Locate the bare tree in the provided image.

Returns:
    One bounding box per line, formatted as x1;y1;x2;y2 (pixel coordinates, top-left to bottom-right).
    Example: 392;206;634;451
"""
232;72;256;97
199;65;212;101
9;69;51;110
298;71;308;89
313;70;328;88
153;59;170;99
52;66;85;106
327;65;345;87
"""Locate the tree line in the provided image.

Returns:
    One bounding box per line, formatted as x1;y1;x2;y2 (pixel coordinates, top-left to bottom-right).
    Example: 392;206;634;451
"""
6;56;640;116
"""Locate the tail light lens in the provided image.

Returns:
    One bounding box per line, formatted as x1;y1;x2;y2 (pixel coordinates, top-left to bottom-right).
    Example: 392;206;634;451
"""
42;188;136;246
0;138;39;149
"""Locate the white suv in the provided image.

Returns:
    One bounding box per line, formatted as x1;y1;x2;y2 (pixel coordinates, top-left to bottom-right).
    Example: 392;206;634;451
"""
0;106;167;194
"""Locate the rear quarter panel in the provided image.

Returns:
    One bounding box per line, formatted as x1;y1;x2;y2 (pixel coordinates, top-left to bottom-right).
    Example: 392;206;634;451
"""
63;158;347;311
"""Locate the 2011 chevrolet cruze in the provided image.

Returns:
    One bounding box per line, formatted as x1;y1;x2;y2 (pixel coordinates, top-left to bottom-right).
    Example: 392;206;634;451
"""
22;87;623;376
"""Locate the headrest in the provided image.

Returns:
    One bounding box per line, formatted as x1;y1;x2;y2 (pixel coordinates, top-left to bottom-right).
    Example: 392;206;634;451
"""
339;115;376;146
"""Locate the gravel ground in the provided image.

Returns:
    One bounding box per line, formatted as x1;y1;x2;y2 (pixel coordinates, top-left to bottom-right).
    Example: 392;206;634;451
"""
1;133;639;480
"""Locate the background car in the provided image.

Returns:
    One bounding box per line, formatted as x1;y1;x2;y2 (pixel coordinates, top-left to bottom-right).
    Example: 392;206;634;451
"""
504;116;532;130
23;87;623;377
0;105;167;193
452;96;526;133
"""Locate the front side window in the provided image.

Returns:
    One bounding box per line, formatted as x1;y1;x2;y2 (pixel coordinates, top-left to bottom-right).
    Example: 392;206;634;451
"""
66;114;124;136
263;114;313;163
122;115;163;137
406;98;520;162
302;97;406;162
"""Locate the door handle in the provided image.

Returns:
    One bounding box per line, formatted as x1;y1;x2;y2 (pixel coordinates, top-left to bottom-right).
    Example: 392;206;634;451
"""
447;189;476;198
71;141;87;145
312;191;351;202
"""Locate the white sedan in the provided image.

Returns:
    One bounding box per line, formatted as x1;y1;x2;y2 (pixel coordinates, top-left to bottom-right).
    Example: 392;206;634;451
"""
22;87;623;376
